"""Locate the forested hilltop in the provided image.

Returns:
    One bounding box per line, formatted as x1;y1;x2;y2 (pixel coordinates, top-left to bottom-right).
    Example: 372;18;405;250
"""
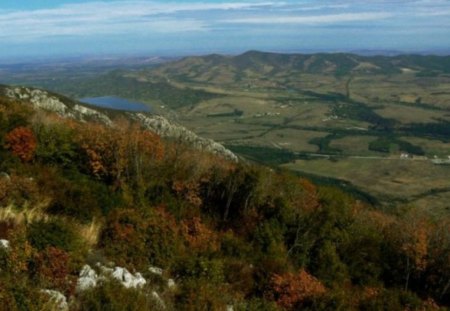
0;89;450;310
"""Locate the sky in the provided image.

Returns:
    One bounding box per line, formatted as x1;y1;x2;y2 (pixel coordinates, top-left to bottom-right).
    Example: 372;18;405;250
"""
0;0;449;60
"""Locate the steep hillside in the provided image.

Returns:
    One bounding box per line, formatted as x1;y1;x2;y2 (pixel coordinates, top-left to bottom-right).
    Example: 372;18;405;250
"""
0;85;236;162
0;88;449;310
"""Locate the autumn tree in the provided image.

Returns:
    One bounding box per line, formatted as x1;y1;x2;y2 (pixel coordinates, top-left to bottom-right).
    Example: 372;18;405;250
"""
4;127;37;162
268;269;326;310
77;121;164;191
287;178;321;258
385;212;431;292
181;217;220;253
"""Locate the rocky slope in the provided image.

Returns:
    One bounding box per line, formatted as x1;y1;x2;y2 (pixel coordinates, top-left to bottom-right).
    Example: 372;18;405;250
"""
2;86;237;161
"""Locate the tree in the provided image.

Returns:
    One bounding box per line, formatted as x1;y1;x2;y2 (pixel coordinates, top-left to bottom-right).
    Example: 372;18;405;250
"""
382;211;432;294
4;127;37;162
269;269;326;310
77;121;164;190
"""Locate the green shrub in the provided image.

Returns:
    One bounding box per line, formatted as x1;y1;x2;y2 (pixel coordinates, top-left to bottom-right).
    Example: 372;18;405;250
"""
174;256;225;284
175;279;230;311
0;277;50;311
34;122;77;167
75;280;165;311
235;298;281;311
27;220;81;253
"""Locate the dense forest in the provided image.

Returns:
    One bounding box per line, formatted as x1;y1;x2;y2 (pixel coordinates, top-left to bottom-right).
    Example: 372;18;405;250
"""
0;95;449;310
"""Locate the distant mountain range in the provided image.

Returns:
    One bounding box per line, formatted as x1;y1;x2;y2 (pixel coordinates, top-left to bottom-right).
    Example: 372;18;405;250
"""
149;50;450;81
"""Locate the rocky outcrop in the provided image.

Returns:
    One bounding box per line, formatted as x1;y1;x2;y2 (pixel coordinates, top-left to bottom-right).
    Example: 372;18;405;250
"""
5;87;68;115
40;289;69;311
72;104;113;126
76;265;98;292
3;86;237;161
132;113;237;161
76;264;147;292
75;263;173;309
111;267;146;289
4;87;112;124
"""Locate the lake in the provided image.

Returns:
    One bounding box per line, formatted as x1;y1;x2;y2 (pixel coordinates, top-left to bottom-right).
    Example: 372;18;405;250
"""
80;96;151;112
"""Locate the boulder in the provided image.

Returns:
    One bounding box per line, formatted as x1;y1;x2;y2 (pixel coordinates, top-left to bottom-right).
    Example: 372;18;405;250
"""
76;265;98;292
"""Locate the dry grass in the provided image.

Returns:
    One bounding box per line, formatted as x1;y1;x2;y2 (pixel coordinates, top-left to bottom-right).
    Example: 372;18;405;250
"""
374;105;449;124
78;219;102;248
400;136;450;157
0;204;101;248
0;204;50;225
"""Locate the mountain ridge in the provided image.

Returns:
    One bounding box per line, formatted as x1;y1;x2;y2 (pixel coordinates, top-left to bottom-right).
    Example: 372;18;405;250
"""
0;85;237;161
152;50;450;79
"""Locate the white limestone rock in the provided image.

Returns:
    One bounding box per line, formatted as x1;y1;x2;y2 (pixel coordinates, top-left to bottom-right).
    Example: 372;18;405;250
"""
152;291;166;309
167;278;176;289
73;104;112;125
76;265;98;292
0;239;9;249
149;266;163;276
111;266;146;289
41;290;68;311
133;113;238;162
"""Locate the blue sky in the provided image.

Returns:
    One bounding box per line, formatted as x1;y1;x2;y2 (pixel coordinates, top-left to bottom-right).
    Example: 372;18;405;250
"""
0;0;449;60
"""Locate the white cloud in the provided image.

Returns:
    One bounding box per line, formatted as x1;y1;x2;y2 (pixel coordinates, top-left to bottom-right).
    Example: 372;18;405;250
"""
0;1;279;41
222;12;393;25
0;0;448;44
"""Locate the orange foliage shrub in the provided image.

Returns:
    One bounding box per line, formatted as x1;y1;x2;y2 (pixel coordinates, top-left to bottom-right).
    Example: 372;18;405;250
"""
298;178;320;213
5;127;37;162
401;223;429;272
172;180;203;208
269;269;326;310
0;174;39;207
77;122;164;185
362;286;381;300
181;217;219;253
388;215;432;274
34;246;71;292
6;226;35;274
101;206;183;269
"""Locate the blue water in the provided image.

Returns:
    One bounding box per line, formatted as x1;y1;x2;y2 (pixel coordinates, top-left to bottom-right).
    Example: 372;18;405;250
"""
80;96;151;112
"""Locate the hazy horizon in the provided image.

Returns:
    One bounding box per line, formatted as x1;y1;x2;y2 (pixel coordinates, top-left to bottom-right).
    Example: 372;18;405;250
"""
1;0;450;62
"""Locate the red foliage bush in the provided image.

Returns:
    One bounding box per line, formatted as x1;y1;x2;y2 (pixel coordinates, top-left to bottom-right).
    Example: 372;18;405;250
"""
34;246;71;292
269;269;326;310
5;127;37;162
181;217;219;253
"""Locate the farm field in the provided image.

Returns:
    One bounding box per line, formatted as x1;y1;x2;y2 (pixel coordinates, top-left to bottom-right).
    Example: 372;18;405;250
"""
283;157;450;216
